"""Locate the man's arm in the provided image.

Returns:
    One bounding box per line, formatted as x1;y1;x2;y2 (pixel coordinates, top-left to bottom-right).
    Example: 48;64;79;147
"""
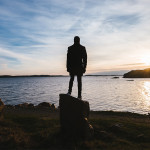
82;47;87;72
66;48;71;72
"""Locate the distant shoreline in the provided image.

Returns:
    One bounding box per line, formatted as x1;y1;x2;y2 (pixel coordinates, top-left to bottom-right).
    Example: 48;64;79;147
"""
0;75;67;78
85;75;123;76
0;75;123;78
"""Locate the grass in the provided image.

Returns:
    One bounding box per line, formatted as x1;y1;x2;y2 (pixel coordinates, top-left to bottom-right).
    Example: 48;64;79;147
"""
0;108;150;149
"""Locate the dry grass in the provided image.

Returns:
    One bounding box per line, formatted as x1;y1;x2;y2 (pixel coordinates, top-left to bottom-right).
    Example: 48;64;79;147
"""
0;108;150;149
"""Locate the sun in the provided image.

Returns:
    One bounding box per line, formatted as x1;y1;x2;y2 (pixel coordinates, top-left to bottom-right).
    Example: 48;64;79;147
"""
140;56;150;66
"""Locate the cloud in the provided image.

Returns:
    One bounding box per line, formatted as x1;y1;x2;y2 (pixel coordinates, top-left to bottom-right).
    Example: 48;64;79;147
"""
0;0;150;75
120;63;145;66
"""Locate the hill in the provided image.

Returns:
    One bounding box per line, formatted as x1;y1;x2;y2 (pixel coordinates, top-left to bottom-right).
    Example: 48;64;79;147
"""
123;68;150;78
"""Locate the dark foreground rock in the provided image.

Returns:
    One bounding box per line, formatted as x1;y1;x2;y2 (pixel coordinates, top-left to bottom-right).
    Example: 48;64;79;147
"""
36;102;56;110
59;94;93;138
0;99;4;119
36;102;51;108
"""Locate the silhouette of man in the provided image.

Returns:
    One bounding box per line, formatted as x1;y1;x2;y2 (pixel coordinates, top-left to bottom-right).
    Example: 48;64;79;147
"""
67;36;87;99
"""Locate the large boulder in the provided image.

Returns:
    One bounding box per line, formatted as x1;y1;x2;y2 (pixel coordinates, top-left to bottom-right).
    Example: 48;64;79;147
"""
0;99;4;119
59;94;93;138
36;102;52;109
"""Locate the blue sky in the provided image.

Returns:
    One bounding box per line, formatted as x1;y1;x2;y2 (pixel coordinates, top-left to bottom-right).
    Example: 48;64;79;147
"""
0;0;150;75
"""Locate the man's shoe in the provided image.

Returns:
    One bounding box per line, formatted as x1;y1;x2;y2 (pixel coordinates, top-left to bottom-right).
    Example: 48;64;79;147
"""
67;92;71;96
77;96;82;100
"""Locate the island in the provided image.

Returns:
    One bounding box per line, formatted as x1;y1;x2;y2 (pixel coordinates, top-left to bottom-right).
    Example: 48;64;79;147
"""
123;68;150;78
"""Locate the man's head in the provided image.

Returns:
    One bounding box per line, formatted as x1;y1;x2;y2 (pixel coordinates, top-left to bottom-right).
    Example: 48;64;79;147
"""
74;36;80;44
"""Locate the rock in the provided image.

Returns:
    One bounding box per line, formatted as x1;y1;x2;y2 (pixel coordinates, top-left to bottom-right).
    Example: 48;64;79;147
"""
59;94;93;138
28;103;34;108
136;134;147;142
36;102;51;109
137;134;144;138
15;104;22;109
5;105;15;109
109;123;123;132
15;103;34;109
0;99;4;119
112;76;119;79
51;104;56;109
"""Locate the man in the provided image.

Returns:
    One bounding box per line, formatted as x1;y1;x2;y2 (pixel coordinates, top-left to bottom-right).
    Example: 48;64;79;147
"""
67;36;87;99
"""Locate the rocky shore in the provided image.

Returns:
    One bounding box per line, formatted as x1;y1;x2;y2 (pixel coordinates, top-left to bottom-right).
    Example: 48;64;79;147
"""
1;98;150;149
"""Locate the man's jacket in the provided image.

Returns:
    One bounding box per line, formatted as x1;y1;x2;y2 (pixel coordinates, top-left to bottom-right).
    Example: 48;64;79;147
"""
67;44;87;75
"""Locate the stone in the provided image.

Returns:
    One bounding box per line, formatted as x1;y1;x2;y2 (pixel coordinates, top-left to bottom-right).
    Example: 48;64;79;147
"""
0;99;4;119
112;76;119;79
59;94;93;138
15;103;34;109
28;103;34;108
51;104;56;109
36;102;51;109
126;80;134;81
22;103;34;108
5;104;15;109
21;103;30;108
136;134;147;142
15;104;22;109
109;123;123;133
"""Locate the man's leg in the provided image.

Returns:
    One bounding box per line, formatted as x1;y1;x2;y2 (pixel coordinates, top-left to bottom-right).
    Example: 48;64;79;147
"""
68;74;74;95
77;75;82;98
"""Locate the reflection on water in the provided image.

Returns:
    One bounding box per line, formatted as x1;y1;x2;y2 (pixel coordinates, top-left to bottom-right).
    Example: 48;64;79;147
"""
142;81;150;106
0;76;150;114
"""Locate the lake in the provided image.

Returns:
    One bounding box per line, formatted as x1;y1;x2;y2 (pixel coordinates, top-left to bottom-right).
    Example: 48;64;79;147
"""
0;76;150;114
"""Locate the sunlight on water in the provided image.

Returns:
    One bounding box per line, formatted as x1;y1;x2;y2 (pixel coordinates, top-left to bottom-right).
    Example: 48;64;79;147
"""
142;81;150;106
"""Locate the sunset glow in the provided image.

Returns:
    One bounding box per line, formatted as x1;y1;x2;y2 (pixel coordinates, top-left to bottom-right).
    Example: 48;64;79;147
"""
0;0;150;75
140;56;150;66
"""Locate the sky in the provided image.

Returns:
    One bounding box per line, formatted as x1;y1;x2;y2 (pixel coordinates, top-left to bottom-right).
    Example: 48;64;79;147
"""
0;0;150;75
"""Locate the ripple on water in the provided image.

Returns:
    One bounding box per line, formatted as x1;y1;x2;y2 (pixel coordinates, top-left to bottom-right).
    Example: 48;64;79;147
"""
1;77;150;114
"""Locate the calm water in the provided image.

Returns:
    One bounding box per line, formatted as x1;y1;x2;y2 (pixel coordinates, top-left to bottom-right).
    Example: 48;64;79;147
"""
0;76;150;114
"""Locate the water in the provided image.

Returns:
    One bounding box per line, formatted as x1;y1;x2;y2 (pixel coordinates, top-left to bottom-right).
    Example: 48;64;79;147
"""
0;76;150;114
